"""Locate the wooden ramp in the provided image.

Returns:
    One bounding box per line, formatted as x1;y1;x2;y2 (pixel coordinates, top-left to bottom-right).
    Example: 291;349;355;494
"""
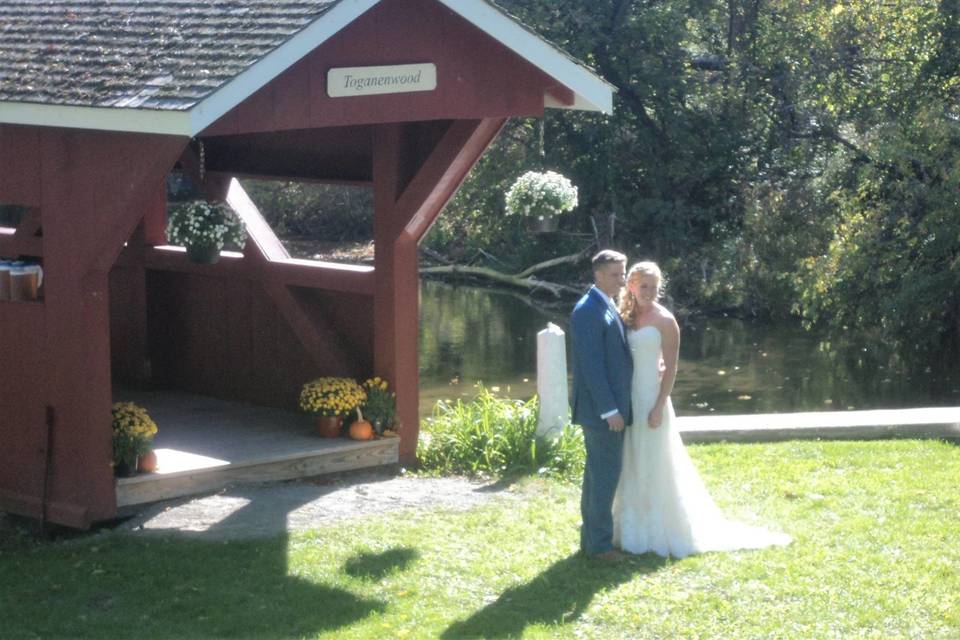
677;406;960;444
114;390;399;508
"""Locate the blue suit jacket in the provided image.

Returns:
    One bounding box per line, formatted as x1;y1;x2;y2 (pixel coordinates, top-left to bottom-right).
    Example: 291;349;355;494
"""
570;287;633;430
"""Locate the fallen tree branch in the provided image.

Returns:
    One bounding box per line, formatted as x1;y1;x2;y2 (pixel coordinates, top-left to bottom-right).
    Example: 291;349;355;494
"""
419;246;454;266
515;249;590;278
420;250;589;298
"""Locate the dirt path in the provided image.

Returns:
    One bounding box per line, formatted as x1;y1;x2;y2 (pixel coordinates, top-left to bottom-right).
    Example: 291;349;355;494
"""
119;469;519;540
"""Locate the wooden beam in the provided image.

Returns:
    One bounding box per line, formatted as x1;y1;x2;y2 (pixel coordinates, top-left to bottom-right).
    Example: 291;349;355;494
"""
224;177;368;373
396;117;507;240
225;178;289;262
374;117;508;463
33;129;187;525
86;137;189;275
259;279;360;375
206;170;372;188
545;84;576;108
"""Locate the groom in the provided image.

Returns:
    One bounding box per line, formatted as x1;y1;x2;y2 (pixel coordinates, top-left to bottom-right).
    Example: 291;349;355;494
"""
570;249;633;561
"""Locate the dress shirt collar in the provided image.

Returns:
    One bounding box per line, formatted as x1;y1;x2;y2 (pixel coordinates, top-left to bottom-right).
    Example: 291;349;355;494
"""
592;285;619;311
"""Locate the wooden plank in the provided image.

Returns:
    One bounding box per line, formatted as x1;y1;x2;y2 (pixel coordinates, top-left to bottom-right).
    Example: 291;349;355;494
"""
141;247;374;294
116;439;399;507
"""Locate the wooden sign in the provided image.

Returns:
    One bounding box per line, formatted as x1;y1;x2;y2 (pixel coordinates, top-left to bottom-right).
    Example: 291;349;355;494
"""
327;63;437;98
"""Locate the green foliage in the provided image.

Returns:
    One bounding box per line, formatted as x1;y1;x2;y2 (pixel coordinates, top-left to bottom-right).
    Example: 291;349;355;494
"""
240;179;373;241
796;107;960;359
418;386;584;481
430;0;960;363
360;377;396;435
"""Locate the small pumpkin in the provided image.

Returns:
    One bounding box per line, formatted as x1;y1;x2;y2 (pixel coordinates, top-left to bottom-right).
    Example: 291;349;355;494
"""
138;449;158;473
348;408;375;441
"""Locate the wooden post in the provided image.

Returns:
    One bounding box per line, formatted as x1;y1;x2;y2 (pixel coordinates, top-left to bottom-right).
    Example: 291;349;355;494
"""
33;129;186;526
373;118;507;465
373;123;418;463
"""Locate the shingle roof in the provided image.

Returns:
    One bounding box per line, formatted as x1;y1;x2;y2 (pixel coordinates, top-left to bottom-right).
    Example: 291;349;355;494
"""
0;0;341;110
0;0;613;135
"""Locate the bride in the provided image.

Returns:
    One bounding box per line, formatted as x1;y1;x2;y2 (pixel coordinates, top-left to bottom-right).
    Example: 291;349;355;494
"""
612;261;791;558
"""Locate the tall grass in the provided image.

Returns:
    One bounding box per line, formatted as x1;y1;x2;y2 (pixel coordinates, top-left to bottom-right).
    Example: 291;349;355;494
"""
418;386;584;481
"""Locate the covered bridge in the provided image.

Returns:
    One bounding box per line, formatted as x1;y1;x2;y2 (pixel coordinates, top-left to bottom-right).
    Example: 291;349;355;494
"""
0;0;613;528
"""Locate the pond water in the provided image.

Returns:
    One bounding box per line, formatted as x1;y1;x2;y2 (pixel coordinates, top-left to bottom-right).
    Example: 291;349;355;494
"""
418;281;960;418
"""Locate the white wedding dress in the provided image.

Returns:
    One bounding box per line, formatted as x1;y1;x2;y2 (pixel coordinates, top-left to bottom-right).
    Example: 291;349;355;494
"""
613;325;792;558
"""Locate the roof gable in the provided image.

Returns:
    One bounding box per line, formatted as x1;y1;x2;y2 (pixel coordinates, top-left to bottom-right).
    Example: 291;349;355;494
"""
0;0;613;136
0;0;343;109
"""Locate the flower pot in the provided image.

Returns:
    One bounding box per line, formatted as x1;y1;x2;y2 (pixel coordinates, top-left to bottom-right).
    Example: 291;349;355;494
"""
186;243;222;264
527;215;559;234
138;449;158;473
316;415;344;438
114;455;139;478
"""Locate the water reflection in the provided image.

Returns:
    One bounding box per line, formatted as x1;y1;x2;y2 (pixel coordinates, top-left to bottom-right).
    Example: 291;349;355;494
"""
418;281;960;418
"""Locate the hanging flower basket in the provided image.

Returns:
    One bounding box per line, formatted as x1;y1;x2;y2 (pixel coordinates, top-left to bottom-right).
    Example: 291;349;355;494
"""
167;200;247;264
185;243;222;264
504;170;578;234
527;214;560;234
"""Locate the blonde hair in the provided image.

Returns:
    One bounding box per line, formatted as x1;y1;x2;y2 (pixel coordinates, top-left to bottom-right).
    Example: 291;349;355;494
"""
619;261;664;324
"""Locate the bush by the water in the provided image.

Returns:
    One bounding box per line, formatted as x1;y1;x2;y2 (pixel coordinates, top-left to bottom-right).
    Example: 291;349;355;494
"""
418;386;584;481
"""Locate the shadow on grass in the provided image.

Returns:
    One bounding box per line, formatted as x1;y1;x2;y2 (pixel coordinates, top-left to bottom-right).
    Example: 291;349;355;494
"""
1;483;392;639
442;551;668;638
2;533;384;639
344;547;420;580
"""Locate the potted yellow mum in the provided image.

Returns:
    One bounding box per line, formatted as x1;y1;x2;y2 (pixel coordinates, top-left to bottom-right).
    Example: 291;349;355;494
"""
360;377;398;436
111;402;158;477
299;377;367;437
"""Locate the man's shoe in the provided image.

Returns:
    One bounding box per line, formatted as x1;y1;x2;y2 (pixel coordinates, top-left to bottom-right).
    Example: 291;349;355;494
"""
592;549;628;563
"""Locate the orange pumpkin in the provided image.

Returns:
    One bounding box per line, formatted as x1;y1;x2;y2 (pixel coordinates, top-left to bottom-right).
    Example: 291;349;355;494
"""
138;449;158;473
349;408;375;441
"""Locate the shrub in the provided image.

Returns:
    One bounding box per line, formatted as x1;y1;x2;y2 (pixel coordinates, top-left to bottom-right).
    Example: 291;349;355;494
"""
418;386;584;481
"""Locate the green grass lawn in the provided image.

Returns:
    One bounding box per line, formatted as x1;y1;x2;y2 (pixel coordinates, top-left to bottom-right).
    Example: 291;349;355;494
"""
2;439;958;639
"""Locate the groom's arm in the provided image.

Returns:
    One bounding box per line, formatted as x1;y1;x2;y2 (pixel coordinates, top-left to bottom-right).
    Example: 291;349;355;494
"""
571;305;622;428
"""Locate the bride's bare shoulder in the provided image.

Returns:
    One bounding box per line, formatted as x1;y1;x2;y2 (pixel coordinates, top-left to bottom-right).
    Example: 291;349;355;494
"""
653;303;680;334
652;302;676;322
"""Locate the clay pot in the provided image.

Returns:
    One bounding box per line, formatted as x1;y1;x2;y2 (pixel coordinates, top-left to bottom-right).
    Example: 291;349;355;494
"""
316;415;344;438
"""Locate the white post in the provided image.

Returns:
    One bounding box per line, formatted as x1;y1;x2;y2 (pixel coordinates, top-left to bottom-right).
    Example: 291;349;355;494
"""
536;322;569;440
